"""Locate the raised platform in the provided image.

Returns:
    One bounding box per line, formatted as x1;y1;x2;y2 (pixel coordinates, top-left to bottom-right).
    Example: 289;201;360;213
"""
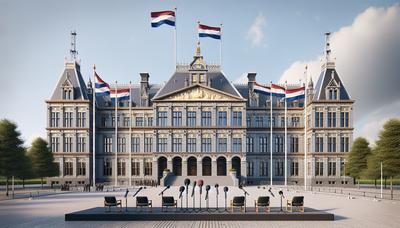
65;207;334;221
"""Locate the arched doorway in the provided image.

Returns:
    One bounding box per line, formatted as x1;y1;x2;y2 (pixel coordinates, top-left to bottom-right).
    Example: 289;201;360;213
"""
217;157;227;176
202;157;211;176
158;156;167;178
187;157;197;176
232;156;241;177
172;157;182;176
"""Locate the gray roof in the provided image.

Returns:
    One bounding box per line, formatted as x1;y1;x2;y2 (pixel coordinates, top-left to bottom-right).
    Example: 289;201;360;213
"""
314;67;351;101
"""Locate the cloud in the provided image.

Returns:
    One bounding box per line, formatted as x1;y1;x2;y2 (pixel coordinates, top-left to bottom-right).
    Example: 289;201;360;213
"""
233;73;248;84
246;13;266;47
279;4;400;143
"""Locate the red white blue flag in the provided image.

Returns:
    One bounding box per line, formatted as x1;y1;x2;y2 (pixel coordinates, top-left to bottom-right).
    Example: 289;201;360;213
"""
110;88;130;102
198;24;221;40
151;10;176;27
286;86;305;102
94;72;110;97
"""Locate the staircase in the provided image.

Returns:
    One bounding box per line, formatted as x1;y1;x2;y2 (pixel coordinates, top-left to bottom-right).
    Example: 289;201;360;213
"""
165;175;237;187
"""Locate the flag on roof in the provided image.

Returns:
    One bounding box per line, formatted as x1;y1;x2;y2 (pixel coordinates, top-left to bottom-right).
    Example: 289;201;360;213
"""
94;72;110;97
151;10;175;27
271;83;286;97
110;88;130;102
286;86;305;102
198;24;221;40
253;83;271;95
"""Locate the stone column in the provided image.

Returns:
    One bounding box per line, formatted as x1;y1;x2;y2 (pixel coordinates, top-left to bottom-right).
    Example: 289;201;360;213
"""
139;158;144;178
197;158;202;176
227;106;232;127
167;157;173;171
227;158;232;174
212;157;217;176
182;157;188;177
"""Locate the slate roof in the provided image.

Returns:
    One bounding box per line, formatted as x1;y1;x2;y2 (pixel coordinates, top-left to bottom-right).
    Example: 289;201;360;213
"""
314;67;351;101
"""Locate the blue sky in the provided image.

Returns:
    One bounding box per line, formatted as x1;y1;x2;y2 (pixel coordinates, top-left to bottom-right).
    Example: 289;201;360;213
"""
0;0;399;145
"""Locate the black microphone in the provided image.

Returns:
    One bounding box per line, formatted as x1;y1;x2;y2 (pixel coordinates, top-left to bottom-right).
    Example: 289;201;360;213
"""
223;186;228;193
215;183;219;195
279;190;285;198
179;186;185;199
198;180;204;195
158;185;170;196
268;187;275;197
184;178;190;187
239;184;243;189
205;185;210;200
132;186;143;198
191;181;197;197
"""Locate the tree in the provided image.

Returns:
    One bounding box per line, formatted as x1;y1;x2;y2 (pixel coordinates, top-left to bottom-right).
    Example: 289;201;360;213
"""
0;119;26;196
347;137;371;181
16;150;33;188
364;147;382;187
28;137;59;188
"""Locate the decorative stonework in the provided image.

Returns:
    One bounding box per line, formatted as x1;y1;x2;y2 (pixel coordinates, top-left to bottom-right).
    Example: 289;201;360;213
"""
164;86;238;101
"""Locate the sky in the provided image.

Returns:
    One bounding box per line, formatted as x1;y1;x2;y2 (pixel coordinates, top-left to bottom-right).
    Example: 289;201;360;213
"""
0;0;399;146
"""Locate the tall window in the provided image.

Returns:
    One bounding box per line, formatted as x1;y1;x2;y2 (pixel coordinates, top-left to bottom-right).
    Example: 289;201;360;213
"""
315;137;324;152
131;137;140;152
232;111;242;126
157;111;167;126
247;116;252;127
260;161;268;176
290;137;299;153
328;136;336;152
340;136;349;152
62;88;73;100
77;112;86;127
246;137;254;152
187;111;196;126
187;138;196;152
328;161;336;176
340;112;349;127
123;117;130;127
172;137;182;152
117;160;126;176
315;111;323;127
275;136;284;153
247;162;254;176
232;138;242;152
201;138;211;152
77;136;86;152
217;138;227;152
256;116;263;127
77;161;86;176
259;137;268;153
315;161;323;176
147;117;153;126
217;111;227;126
157;138;167;152
328;112;336;127
329;89;338;100
291;161;299;176
275;161;284;176
144;159;152;176
280;116;285;127
104;137;113;153
144;136;152;152
117;137;126;152
50;112;59;127
132;161;140;176
136;117;144;127
64;161;73;175
64;111;73;127
292;117;300;127
51;136;59;152
64;136;73;152
172;111;182;126
103;160;112;176
201;111;212;126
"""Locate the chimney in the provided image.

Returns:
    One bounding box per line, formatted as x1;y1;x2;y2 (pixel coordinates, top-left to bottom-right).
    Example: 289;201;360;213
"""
140;73;150;107
247;72;257;107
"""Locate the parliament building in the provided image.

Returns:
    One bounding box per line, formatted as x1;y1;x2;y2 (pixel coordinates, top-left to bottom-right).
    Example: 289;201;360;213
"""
46;35;354;187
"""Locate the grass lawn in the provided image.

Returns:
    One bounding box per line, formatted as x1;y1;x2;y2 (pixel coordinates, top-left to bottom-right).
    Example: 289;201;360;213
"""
0;177;43;185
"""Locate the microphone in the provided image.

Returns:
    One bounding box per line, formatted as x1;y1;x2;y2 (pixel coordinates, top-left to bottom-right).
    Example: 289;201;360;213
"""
184;178;190;187
239;184;243;189
158;185;170;196
268;187;275;197
279;190;285;198
191;181;197;197
179;186;185;199
132;186;143;198
215;183;219;195
223;186;228;193
198;180;204;195
205;185;210;200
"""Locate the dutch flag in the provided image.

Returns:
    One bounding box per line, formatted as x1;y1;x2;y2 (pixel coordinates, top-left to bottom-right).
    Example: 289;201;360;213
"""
198;24;221;40
110;88;130;102
151;10;176;27
271;84;286;97
94;73;110;97
286;87;305;102
253;83;271;95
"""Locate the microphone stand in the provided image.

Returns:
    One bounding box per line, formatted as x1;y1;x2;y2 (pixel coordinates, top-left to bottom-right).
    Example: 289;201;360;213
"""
191;183;196;213
158;186;170;208
185;185;189;212
215;188;219;212
240;187;250;212
224;190;228;212
124;188;129;212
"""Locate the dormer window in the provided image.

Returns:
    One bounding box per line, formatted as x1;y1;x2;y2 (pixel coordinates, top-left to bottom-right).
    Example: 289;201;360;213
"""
62;88;73;100
328;88;338;100
199;74;205;83
191;74;197;83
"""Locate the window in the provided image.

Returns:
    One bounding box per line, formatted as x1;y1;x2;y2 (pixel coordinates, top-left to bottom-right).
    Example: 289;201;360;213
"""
187;138;196;152
217;111;227;126
144;136;152;152
247;116;252;127
328;137;336;152
62;88;73;100
157;138;167;152
104;137;113;153
64;136;73;152
217;138;227;152
275;136;284;153
246;137;254;152
340;136;349;152
315;111;323;127
291;161;299;176
259;137;268;153
192;74;197;83
247;162;254;176
290;137;299;153
328;112;336;127
117;160;126;176
157;111;167;126
260;161;268;176
51;136;59;152
144;160;152;176
148;117;153;126
136;117;144;127
232;138;242;152
77;136;86;152
117;137;126;152
329;89;338;100
280;116;285;127
201;111;212;126
275;161;284;176
232;111;242;126
101;115;108;127
77;161;86;176
103;160;112;176
292;117;300;127
256;116;263;127
132;161;140;176
64;161;73;175
328;161;336;176
315;161;323;176
111;116;120;127
315;137;324;152
131;137;140;152
64;111;73;127
172;111;182;126
187;111;196;126
201;138;211;152
172;137;182;152
77;112;86;127
340;112;349;127
50;111;59;127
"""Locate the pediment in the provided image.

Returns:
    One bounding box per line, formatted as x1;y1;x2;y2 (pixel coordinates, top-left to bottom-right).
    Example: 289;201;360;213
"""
155;85;244;101
327;77;339;87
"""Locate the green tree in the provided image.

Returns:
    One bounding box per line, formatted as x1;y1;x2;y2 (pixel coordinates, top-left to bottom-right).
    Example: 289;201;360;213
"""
16;150;33;188
0;119;26;196
28;137;59;188
364;147;382;187
347;137;371;181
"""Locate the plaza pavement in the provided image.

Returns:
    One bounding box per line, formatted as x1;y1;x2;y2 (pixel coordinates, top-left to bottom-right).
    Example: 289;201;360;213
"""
0;185;399;228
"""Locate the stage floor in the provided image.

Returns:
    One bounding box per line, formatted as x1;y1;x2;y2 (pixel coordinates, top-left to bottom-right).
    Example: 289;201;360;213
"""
65;207;334;221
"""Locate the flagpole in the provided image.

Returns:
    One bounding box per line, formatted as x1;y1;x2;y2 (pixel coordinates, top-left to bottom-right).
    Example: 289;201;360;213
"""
270;81;273;186
174;7;177;68
197;21;200;44
92;65;96;189
284;81;287;187
304;65;308;191
128;81;132;186
114;81;118;187
220;23;223;67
